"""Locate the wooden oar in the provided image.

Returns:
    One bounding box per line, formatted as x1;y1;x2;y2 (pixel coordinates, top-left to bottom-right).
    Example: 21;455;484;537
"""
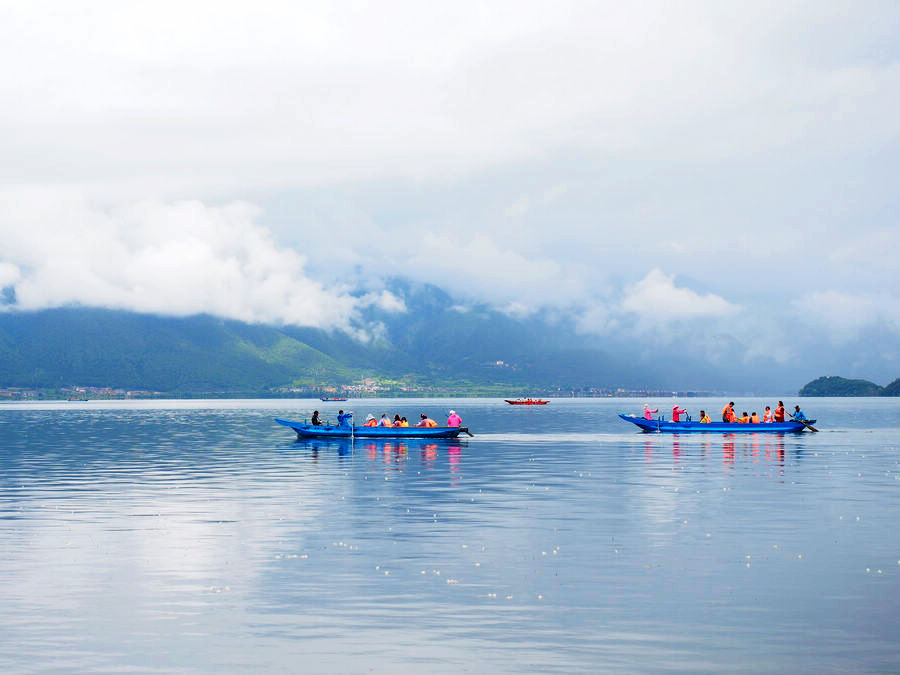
791;416;819;432
461;427;474;437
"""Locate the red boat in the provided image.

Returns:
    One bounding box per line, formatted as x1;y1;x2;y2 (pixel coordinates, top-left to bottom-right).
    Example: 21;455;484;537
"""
504;398;549;405
320;397;348;401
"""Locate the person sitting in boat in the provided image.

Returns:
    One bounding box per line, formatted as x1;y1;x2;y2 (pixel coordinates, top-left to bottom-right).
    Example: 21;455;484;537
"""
378;414;392;427
763;406;774;423
416;413;438;428
721;402;737;423
672;405;687;422
399;416;410;427
447;410;462;427
699;410;711;423
311;410;323;426
337;410;352;427
643;405;658;421
750;412;760;423
364;414;378;427
792;405;807;422
737;411;750;423
392;414;403;427
774;401;786;423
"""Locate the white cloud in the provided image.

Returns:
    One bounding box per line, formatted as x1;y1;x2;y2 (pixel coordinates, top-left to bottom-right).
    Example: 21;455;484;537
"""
794;290;900;343
0;262;20;288
621;269;740;321
0;189;362;330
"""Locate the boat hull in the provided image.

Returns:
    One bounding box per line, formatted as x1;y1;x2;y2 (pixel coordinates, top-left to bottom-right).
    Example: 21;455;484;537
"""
276;418;469;439
505;399;549;405
619;414;815;433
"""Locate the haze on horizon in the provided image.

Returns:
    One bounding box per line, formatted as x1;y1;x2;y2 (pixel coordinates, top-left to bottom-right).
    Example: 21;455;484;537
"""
1;1;898;384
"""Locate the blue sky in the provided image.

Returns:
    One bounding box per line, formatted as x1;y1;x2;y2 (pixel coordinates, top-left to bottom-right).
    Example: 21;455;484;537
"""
0;1;898;380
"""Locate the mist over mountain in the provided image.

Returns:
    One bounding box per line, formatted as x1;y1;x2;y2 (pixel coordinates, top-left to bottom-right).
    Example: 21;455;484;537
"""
0;280;836;395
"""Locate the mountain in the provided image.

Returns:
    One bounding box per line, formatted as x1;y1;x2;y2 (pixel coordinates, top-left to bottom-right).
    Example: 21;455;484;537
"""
798;376;884;396
0;282;815;395
882;378;900;396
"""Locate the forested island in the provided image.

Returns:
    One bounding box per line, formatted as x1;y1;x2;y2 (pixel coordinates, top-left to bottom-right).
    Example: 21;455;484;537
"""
799;376;900;396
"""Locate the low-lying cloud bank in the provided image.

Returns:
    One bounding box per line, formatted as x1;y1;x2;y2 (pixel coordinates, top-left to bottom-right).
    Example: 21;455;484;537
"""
0;189;404;336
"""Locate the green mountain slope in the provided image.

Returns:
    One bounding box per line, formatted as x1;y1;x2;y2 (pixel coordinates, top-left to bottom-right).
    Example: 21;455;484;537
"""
798;376;883;396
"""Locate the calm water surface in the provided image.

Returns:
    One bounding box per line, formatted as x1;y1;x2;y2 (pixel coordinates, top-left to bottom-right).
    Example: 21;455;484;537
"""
1;397;898;673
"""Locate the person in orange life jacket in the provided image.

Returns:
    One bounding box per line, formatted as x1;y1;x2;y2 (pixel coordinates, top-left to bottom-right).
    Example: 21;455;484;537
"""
643;404;658;420
378;414;392;427
721;402;737;423
363;414;378;427
672;405;687;422
399;417;410;427
750;412;760;423
763;406;774;423
392;414;403;427
737;412;750;423
699;410;711;423
774;401;786;423
416;413;438;427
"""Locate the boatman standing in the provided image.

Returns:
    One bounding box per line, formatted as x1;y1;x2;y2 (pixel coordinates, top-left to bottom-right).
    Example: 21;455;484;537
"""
337;410;352;427
672;405;687;422
721;402;737;423
447;410;462;427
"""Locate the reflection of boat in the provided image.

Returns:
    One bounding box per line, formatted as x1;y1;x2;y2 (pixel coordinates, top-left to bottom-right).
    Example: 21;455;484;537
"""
275;418;472;438
619;414;815;433
320;397;348;401
505;398;549;405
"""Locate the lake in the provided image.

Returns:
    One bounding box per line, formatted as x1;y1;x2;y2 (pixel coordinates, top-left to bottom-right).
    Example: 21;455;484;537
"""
1;397;898;672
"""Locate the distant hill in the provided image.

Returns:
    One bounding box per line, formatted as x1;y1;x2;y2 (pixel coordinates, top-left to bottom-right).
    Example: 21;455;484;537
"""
881;378;900;396
0;281;826;396
798;376;884;396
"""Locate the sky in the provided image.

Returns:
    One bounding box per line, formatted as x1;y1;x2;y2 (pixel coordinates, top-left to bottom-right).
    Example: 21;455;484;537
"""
1;1;898;380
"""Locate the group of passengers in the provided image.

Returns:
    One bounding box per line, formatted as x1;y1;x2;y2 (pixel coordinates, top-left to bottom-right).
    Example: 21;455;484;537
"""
642;400;807;424
310;409;462;428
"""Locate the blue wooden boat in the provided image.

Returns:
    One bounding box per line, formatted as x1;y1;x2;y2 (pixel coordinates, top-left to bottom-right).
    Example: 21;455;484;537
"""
275;418;472;439
619;414;816;433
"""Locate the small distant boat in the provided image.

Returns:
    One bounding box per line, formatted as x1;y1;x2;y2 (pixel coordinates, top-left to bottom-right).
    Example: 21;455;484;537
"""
619;414;816;433
320;397;348;401
276;418;471;439
505;398;549;405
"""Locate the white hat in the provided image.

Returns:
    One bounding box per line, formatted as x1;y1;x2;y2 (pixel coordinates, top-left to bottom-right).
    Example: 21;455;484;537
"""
449;410;456;414
366;414;375;421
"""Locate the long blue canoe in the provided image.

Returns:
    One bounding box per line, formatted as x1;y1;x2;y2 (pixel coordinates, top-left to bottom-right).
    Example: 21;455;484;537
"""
619;414;816;433
275;418;471;439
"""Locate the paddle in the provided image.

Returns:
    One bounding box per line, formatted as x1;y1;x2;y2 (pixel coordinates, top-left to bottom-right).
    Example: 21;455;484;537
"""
461;427;474;437
790;415;819;432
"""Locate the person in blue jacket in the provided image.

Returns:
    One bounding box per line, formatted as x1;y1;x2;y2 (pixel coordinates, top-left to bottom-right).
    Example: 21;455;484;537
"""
791;405;807;422
337;410;353;427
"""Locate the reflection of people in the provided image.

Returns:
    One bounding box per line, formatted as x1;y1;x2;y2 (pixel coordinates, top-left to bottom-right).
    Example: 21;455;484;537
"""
643;404;658;420
774;401;786;423
672;405;687;422
699;410;711;423
337;410;352;427
792;405;807;422
447;410;462;427
311;410;323;426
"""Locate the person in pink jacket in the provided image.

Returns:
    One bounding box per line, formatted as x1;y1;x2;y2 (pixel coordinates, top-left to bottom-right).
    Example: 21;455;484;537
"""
447;410;462;427
643;404;658;420
672;405;687;422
